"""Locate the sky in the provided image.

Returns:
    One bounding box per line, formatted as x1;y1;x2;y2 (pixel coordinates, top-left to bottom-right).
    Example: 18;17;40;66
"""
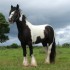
0;0;70;46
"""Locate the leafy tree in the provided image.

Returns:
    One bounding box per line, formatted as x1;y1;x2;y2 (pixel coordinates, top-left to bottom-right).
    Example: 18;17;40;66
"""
0;13;10;43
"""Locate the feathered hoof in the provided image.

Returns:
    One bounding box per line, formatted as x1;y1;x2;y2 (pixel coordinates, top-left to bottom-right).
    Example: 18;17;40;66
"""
45;60;50;64
23;62;29;67
23;57;29;67
31;55;37;67
31;63;37;67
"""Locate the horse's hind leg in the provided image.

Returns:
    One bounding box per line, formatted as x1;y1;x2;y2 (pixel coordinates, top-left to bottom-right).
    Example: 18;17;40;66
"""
44;26;56;64
45;40;56;64
42;42;54;64
28;41;37;67
45;42;53;64
42;42;49;63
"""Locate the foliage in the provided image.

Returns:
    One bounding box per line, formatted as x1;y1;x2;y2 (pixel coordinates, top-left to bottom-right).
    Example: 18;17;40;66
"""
62;43;70;48
6;43;20;49
0;13;10;43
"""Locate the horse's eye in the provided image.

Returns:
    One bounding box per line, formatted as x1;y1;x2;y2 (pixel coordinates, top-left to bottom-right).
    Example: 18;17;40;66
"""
15;13;17;15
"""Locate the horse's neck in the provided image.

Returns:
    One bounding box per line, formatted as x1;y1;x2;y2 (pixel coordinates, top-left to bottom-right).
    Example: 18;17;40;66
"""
16;18;33;34
16;20;25;33
26;20;33;28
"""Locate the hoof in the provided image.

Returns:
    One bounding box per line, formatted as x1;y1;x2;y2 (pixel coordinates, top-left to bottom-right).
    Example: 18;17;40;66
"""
45;61;50;64
31;64;37;67
23;57;29;67
31;63;37;67
23;63;29;67
45;60;50;64
31;55;37;67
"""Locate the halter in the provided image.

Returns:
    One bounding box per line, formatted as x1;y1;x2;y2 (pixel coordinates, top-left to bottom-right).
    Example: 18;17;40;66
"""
15;10;20;21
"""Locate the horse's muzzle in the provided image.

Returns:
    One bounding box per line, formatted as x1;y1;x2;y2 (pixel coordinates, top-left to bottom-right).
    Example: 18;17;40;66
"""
8;18;13;23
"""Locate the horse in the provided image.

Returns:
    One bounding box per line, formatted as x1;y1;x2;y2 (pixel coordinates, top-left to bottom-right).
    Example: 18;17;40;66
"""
8;4;56;67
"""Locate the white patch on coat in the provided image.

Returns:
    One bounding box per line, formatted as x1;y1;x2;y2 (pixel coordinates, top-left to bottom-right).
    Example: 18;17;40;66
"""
19;14;23;21
31;55;37;66
45;43;53;64
26;20;49;43
9;11;15;19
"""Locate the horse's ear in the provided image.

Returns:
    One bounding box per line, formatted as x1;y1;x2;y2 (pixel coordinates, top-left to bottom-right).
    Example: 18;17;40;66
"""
16;4;19;10
11;5;13;9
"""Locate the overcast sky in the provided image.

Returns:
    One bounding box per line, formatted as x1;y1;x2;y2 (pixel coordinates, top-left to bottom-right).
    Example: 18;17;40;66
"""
0;0;70;46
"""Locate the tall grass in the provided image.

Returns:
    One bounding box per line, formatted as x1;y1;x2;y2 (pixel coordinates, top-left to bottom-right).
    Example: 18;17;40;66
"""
0;47;70;70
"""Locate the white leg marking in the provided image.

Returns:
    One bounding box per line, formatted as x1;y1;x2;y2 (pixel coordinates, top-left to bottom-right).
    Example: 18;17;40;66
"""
31;55;37;66
45;43;53;64
23;57;29;66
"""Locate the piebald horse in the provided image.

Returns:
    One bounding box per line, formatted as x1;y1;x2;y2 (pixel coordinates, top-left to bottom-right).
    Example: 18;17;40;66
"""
8;4;56;67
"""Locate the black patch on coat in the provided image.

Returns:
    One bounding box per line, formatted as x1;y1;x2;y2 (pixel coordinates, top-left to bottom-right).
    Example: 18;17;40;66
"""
35;36;41;44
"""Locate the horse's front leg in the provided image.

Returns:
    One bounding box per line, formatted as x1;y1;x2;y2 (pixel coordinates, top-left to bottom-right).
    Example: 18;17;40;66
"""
21;42;29;66
28;41;37;67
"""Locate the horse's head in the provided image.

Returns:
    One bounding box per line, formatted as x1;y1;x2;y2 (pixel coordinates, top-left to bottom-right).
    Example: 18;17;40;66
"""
8;4;20;23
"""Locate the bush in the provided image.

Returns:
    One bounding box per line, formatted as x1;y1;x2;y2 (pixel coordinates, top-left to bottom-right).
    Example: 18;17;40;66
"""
6;43;19;49
62;43;70;48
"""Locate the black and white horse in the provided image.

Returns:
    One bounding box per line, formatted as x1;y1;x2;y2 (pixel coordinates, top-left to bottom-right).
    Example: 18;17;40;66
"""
8;4;56;67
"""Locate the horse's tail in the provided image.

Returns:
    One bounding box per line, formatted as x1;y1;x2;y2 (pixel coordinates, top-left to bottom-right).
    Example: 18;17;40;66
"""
50;37;56;63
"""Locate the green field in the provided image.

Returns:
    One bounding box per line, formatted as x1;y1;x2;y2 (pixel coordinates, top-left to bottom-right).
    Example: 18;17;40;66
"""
0;47;70;70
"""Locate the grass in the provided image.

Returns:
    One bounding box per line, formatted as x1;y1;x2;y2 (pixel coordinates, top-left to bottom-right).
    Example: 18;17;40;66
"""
0;47;70;70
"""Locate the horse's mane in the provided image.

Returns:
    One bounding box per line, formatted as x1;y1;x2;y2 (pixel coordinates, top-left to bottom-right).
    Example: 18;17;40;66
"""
19;9;26;20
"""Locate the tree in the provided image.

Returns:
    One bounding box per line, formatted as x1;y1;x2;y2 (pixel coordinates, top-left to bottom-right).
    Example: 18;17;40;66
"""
10;43;19;48
0;13;10;43
62;43;70;48
6;43;19;49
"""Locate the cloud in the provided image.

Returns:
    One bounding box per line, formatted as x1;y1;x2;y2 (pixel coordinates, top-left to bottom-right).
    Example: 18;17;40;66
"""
0;0;70;45
0;0;70;28
56;25;70;45
9;24;18;37
0;36;20;46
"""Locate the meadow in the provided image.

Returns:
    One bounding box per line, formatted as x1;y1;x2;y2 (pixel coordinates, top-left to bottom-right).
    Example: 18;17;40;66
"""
0;47;70;70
